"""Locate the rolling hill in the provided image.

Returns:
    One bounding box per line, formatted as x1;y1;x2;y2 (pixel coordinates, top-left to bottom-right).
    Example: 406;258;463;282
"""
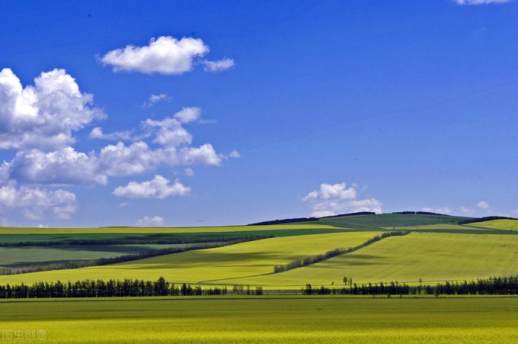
1;212;518;290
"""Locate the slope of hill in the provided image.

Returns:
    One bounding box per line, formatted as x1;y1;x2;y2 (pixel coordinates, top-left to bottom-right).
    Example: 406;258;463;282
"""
317;213;470;229
2;212;518;291
468;219;518;231
0;231;378;285
233;232;518;288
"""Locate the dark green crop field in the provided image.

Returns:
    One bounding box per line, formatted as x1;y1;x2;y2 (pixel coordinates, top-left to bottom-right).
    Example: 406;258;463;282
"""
317;213;470;229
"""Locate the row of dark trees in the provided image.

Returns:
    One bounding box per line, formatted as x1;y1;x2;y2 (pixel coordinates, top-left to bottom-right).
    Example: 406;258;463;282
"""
3;276;518;298
249;211;377;225
0;278;264;299
274;231;409;273
303;276;518;296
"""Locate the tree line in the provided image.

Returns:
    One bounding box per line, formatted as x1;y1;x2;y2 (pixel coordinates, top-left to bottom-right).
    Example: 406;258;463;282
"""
249;211;378;225
273;231;409;273
0;277;263;298
303;276;518;296
3;275;518;298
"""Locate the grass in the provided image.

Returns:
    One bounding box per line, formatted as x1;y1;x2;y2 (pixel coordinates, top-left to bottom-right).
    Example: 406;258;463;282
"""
235;232;518;288
382;223;476;231
3;216;518;290
0;223;338;235
1;296;518;343
318;213;467;229
0;247;127;267
469;219;518;231
0;232;378;285
0;226;347;247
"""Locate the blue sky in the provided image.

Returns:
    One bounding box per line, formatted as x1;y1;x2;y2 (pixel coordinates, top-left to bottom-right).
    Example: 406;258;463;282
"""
0;0;517;227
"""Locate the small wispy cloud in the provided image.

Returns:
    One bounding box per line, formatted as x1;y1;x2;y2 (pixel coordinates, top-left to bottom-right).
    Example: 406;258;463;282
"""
203;58;235;72
477;200;490;209
89;127;134;141
454;0;511;5
136;215;164;227
144;93;170;108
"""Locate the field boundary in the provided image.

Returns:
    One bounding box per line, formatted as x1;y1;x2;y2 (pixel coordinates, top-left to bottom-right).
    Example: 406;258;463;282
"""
273;231;410;274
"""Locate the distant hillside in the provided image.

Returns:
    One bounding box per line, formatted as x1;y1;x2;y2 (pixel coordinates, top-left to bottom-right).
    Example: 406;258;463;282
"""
459;216;517;225
249;212;376;226
318;213;471;229
465;218;518;231
248;217;318;226
250;211;473;229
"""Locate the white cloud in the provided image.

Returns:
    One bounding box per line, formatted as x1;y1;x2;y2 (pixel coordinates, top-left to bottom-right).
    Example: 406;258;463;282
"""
89;127;133;141
98;141;223;176
174;107;201;123
0;162;9;184
9;147;105;185
303;182;357;202
144;117;192;147
203;58;235;72
477;200;490;209
113;175;190;199
0;68;102;150
101;36;209;75
454;0;510;5
98;141;160;177
3;115;227;187
303;182;382;217
179;144;222;166
223;150;240;159
0;66;236;224
0;183;77;220
136;215;164;227
144;93;170;107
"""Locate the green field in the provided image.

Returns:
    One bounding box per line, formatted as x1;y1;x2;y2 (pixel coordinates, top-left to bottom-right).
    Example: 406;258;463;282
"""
0;232;378;285
2;213;518;290
0;223;338;235
318;213;469;229
0;246;126;267
1;296;518;344
237;232;518;287
3;213;518;343
470;219;518;231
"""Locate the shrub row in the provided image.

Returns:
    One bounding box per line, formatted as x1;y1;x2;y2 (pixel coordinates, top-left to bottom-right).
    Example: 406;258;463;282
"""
0;277;263;298
303;276;518;295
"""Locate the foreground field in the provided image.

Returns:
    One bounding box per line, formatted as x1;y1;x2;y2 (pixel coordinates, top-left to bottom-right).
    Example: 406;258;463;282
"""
1;296;518;344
